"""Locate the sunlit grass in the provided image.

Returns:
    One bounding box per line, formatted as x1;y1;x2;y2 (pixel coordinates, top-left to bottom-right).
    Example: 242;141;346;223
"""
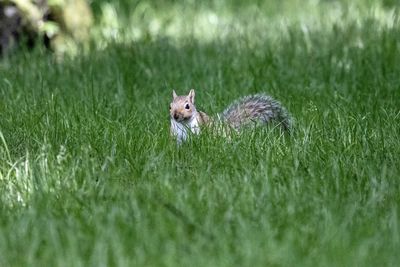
94;0;399;45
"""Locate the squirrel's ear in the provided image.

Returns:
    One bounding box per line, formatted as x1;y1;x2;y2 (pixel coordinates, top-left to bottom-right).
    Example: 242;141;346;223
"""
172;90;178;99
188;89;195;103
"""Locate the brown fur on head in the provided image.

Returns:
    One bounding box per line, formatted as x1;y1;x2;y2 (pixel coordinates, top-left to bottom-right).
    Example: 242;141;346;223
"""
170;89;197;122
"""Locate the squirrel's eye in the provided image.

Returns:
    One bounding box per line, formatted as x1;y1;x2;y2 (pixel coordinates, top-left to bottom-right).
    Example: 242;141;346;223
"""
169;104;172;110
184;103;190;110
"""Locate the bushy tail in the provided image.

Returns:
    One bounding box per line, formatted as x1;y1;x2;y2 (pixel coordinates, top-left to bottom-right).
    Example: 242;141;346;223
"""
220;94;292;132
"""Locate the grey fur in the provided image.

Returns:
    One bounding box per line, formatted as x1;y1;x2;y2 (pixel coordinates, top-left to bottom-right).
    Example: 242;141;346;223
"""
220;94;292;131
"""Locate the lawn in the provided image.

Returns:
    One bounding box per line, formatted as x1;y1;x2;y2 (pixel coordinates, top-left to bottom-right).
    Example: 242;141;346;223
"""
0;0;400;266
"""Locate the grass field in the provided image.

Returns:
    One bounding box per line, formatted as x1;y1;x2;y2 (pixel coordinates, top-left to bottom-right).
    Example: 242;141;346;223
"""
1;0;400;266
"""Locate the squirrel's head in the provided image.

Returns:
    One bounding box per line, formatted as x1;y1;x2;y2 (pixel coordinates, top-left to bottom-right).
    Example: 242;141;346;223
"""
170;89;197;122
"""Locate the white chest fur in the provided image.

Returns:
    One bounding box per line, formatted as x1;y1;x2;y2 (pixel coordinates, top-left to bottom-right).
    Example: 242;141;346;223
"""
170;115;200;143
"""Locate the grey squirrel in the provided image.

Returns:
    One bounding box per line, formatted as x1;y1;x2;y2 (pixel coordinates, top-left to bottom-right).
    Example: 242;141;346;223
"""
169;89;292;143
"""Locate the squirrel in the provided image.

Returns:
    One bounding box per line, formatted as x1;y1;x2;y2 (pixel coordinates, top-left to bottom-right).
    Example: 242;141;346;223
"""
169;89;291;143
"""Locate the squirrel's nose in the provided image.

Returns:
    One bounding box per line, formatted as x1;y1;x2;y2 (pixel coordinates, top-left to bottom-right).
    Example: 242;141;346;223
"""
173;113;179;120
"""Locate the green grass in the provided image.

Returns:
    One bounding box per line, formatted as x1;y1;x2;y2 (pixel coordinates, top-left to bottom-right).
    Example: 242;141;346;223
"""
1;0;400;266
